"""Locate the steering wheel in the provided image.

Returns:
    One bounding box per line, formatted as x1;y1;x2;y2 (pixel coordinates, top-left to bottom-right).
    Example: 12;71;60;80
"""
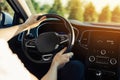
22;14;75;63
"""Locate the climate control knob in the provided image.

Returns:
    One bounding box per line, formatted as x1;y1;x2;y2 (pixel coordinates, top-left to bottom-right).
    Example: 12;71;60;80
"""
89;56;95;62
100;49;106;55
110;58;117;65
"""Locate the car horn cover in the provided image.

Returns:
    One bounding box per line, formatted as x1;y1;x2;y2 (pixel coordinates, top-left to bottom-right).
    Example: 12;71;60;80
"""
35;32;61;53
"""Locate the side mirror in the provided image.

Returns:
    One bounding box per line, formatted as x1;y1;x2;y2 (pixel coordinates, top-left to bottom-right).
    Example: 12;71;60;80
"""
0;12;5;27
0;12;13;28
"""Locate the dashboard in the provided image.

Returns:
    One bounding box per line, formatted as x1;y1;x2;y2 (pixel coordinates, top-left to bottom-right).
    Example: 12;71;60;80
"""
71;21;120;80
81;30;119;80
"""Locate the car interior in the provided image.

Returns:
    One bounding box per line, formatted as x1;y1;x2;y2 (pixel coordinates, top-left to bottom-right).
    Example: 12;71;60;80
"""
1;0;120;80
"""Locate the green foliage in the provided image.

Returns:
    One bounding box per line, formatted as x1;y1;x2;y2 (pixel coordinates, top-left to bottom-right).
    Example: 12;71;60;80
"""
68;0;84;21
66;0;72;13
3;0;119;24
48;0;64;16
99;5;112;23
84;2;98;22
111;6;120;23
0;0;14;15
40;4;51;13
31;0;40;13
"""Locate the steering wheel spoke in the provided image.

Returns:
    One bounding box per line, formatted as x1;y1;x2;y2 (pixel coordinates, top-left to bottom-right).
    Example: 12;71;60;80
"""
57;33;69;44
25;39;36;48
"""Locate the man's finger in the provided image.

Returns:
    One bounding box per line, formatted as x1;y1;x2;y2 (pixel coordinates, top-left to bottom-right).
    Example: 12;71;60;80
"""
65;52;74;58
68;52;74;58
58;47;67;55
39;16;46;21
37;16;46;24
37;16;46;21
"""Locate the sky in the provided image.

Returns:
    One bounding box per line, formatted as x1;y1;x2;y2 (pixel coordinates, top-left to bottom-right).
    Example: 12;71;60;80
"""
35;0;120;13
35;0;66;6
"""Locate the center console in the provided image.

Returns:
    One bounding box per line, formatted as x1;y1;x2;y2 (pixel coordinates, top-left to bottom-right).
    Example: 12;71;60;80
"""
80;30;120;80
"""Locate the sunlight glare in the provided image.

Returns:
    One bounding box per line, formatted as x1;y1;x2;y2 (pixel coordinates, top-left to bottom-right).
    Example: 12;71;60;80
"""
86;0;120;13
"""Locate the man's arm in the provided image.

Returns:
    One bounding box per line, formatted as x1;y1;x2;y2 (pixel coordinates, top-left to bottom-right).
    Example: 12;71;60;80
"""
41;48;73;80
0;15;46;41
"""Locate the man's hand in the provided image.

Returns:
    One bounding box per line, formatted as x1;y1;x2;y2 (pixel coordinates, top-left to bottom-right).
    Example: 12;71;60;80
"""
52;47;73;69
21;15;46;31
41;47;73;80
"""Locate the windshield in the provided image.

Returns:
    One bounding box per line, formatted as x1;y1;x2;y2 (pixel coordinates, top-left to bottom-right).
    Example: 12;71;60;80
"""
26;0;120;24
0;0;14;26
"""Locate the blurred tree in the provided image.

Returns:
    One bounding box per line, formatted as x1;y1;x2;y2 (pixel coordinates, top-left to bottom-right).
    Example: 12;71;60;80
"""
84;2;98;22
99;5;111;23
40;4;51;14
68;0;84;21
0;0;14;15
66;0;72;14
31;0;40;13
48;0;64;16
111;6;120;23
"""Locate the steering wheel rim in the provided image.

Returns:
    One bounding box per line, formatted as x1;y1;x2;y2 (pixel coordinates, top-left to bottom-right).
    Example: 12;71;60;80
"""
22;14;75;63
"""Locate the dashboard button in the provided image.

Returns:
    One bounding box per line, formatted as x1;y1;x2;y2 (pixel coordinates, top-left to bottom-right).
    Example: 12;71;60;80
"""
100;49;106;55
89;56;95;62
110;58;117;65
96;70;102;76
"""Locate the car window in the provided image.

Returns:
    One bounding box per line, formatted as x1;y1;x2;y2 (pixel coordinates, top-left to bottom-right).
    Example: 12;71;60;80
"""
26;0;120;24
0;0;14;27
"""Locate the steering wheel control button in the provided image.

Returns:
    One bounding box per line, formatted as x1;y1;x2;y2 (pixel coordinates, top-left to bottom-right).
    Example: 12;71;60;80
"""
89;56;95;62
100;49;106;55
110;58;117;65
59;34;69;44
42;54;53;61
55;44;60;49
25;39;36;48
